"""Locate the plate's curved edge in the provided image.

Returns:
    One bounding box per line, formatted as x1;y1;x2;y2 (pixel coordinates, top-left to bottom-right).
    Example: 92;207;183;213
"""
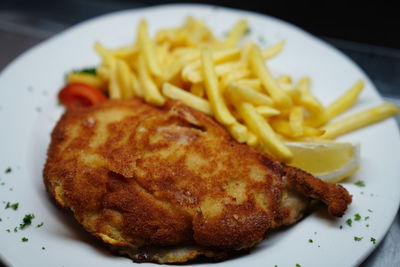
0;251;13;267
0;4;399;267
352;120;400;266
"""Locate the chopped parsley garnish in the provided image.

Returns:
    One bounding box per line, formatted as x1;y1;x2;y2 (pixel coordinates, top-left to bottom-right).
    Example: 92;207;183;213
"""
42;246;46;250
354;213;361;221
365;216;370;221
5;202;19;210
368;209;373;213
73;67;96;76
6;229;10;233
5;167;12;174
370;237;376;244
366;224;370;228
296;264;302;267
339;225;343;229
354;181;365;187
14;227;18;232
244;27;252;35
354;236;363;241
0;218;2;222
21;237;28;242
346;218;352;226
20;214;35;229
36;222;44;228
0;182;5;186
308;239;313;243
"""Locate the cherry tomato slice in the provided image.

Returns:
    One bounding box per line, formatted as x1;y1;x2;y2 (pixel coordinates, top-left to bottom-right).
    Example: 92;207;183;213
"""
58;82;107;109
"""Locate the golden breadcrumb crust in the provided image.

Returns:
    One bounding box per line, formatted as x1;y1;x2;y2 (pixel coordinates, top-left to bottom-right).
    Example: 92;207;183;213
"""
43;98;351;263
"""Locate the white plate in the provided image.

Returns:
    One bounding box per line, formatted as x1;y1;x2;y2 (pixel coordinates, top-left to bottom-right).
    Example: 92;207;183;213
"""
0;4;399;267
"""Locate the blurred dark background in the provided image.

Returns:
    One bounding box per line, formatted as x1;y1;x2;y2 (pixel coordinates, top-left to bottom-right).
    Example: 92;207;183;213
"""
1;0;400;49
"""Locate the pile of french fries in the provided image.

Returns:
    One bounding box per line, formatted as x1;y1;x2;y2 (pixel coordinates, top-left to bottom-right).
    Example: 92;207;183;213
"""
68;17;400;162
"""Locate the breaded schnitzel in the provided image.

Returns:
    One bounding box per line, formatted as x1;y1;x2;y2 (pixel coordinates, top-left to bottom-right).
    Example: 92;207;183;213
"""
43;98;351;263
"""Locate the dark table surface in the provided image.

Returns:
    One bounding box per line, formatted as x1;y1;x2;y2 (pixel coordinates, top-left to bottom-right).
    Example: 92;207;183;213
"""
0;3;399;267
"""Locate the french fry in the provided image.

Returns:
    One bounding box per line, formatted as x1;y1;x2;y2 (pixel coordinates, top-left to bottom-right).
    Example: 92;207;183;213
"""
240;42;253;65
185;18;213;45
321;103;400;139
256;106;281;117
116;59;135;99
246;131;259;147
130;70;143;97
163;60;182;82
162;83;212;115
224;19;249;47
289;106;304;137
113;45;138;58
155;28;175;44
94;42;138;63
280;83;300;102
96;66;110;82
94;42;115;67
108;57;122;99
156;43;170;67
304;127;325;137
271;118;324;138
277;74;292;85
249;44;292;108
137;54;165;106
220;68;251;89
270;118;292;137
182;48;240;82
201;48;236;125
262;40;285;59
67;72;105;89
298;94;324;115
228;122;249;143
236;79;262;92
173;48;200;64
236;102;293;161
185;61;244;84
94;41;108;56
138;20;162;77
323;80;364;123
228;82;273;106
304;114;325;128
296;76;310;91
216;61;245;77
296;76;324;115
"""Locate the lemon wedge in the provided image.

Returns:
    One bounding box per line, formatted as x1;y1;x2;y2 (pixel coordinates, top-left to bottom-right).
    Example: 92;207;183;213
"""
286;141;360;183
